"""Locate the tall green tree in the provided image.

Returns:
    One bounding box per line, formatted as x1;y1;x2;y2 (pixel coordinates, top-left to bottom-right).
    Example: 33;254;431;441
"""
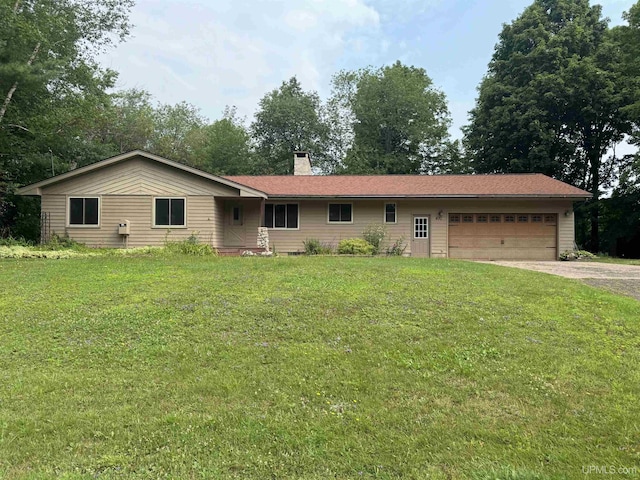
251;77;329;175
190;107;254;175
101;89;156;154
600;157;640;256
331;62;451;174
0;0;134;239
612;1;640;127
0;0;133;125
147;101;206;165
464;0;633;251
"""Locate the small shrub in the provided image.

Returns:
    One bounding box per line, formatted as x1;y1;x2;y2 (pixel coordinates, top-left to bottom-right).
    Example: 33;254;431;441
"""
303;238;333;255
0;236;33;247
39;233;86;251
386;236;407;256
337;238;374;255
164;233;217;256
362;224;387;254
560;250;596;261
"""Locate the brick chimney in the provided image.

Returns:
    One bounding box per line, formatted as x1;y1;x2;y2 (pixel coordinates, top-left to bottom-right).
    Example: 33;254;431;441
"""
293;151;312;175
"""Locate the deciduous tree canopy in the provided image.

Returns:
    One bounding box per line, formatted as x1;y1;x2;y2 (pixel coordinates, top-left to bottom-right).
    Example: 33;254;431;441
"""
251;77;330;175
331;62;452;174
464;0;634;251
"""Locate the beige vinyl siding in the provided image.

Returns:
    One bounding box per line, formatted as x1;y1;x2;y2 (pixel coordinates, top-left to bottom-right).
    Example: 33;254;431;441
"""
213;198;225;248
42;194;66;238
264;199;423;255
243;200;262;248
42;194;217;247
558;210;575;253
41;184;577;256
43;156;240;197
263;198;575;258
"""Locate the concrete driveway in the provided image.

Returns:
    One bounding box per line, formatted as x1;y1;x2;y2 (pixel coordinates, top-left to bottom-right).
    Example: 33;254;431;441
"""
484;261;640;301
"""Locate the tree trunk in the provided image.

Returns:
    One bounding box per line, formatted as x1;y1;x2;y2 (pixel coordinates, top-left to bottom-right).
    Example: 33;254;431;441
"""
588;144;601;253
0;42;41;124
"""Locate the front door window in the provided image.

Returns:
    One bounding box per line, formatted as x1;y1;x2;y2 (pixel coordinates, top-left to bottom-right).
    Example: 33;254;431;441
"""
414;216;429;238
232;206;243;226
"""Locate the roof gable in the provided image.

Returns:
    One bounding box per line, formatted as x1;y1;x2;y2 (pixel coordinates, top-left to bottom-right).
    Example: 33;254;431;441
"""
18;150;267;198
40;156;241;196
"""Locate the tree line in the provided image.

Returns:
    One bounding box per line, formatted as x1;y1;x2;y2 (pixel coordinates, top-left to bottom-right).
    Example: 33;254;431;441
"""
1;0;639;256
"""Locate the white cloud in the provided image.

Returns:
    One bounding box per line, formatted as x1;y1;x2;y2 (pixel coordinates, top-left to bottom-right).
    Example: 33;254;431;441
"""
100;0;380;123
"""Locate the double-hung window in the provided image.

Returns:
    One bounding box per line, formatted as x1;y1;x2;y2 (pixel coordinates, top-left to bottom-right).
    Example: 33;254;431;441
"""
384;203;396;224
68;197;99;226
328;203;352;223
154;198;186;227
263;203;298;229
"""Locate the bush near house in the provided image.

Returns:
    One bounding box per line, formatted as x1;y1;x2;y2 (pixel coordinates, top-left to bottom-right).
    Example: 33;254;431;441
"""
337;238;374;255
385;236;407;256
559;250;597;261
164;233;217;256
362;224;387;254
302;238;334;255
0;233;216;259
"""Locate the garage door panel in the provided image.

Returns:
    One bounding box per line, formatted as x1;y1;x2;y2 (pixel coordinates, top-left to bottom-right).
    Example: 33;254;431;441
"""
456;225;476;236
449;248;502;260
450;236;502;249
515;237;555;248
453;247;552;260
449;213;557;260
502;224;518;236
486;224;504;235
475;237;503;248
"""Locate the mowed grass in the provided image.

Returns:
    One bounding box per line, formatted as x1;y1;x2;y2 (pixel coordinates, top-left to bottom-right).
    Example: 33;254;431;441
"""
0;256;639;479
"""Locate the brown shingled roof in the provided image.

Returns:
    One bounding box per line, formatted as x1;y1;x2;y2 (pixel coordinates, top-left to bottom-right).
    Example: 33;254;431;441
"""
223;174;591;198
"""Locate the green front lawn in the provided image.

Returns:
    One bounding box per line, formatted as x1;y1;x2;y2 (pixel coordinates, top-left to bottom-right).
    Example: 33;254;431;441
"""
0;256;638;479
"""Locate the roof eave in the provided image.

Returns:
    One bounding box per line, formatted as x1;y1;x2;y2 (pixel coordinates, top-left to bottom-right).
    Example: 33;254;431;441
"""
264;194;592;199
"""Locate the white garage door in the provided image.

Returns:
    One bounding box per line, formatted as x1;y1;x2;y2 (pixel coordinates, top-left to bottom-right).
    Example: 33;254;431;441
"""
448;213;557;260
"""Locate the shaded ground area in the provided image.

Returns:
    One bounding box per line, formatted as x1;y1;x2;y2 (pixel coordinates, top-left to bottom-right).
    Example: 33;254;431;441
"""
485;261;640;301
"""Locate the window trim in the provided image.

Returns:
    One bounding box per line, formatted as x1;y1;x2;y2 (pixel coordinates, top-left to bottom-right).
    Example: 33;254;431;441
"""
67;196;100;228
152;196;187;228
383;202;397;224
264;203;300;230
327;202;354;224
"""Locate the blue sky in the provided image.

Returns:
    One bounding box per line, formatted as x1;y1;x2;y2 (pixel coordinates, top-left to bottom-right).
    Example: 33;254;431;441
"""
99;0;633;139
